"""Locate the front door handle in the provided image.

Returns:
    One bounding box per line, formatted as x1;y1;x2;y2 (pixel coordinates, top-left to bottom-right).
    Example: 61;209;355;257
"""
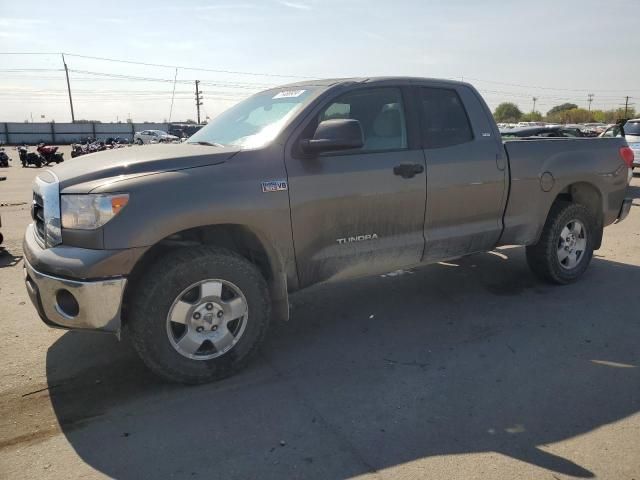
393;163;424;179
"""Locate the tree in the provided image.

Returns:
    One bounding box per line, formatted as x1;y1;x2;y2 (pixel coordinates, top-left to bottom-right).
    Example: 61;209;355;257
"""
546;103;578;116
493;102;523;123
520;111;543;122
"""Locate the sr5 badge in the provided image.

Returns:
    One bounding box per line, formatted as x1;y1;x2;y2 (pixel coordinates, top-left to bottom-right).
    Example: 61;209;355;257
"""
261;180;288;193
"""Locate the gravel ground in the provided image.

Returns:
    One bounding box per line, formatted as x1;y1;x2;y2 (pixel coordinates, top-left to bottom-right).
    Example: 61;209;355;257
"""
0;154;639;479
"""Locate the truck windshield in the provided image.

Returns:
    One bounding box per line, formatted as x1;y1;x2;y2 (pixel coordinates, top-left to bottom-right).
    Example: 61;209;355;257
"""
188;87;319;149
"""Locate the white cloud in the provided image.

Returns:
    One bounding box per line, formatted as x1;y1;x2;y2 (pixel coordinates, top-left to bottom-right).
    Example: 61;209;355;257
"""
277;1;312;10
98;17;129;25
0;18;45;27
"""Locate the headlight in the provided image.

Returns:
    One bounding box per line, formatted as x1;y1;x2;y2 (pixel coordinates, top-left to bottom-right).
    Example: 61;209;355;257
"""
61;193;129;230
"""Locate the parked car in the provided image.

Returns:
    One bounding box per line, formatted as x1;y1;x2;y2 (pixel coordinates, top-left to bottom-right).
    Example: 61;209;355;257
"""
23;77;633;384
500;126;584;139
134;130;179;145
168;124;205;139
600;119;640;169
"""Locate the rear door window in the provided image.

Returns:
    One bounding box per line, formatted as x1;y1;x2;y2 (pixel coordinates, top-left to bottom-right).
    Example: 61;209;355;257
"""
419;87;473;149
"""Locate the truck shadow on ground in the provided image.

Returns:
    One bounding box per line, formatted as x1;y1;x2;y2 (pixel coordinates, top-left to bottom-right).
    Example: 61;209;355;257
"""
0;249;22;269
43;248;640;479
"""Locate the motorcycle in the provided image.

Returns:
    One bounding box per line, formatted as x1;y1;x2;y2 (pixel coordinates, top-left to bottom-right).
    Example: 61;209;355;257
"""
0;148;9;168
71;137;128;158
36;143;64;165
17;145;42;168
70;143;84;158
71;140;106;158
0;176;5;246
105;137;129;146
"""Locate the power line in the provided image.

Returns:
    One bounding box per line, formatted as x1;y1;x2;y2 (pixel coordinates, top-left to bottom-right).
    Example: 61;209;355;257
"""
3;51;639;94
466;76;640;94
66;69;274;89
61;52;314;79
0;52;59;55
0;68;64;72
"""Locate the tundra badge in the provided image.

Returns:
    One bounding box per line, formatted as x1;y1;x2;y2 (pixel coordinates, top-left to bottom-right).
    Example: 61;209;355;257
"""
337;234;379;244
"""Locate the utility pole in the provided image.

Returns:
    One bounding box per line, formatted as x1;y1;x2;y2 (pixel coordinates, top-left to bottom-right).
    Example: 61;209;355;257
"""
61;53;75;123
195;80;203;124
532;97;537;113
588;93;594;112
169;68;178;123
622;96;633;118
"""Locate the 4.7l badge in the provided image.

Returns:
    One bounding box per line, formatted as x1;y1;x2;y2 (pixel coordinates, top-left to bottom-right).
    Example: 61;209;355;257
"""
261;180;288;193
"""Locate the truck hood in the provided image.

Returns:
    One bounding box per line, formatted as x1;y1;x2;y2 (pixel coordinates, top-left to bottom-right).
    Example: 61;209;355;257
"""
51;144;240;190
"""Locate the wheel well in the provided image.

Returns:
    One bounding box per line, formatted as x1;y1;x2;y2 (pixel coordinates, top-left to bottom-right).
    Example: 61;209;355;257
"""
553;182;603;248
122;224;288;326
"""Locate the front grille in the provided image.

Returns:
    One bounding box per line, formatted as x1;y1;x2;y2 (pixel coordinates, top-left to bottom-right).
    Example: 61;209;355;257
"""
32;173;61;248
32;191;45;242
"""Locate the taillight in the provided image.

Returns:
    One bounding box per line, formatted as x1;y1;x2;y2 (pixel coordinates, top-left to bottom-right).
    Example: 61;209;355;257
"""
620;146;634;168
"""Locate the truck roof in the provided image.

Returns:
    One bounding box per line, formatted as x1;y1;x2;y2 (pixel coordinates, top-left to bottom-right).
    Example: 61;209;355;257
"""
280;76;472;89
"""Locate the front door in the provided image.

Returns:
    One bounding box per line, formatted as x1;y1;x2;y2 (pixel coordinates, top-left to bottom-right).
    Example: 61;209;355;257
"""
285;86;427;287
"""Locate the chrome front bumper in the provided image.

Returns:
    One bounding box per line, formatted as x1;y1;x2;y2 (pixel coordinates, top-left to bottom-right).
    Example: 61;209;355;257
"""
24;258;127;334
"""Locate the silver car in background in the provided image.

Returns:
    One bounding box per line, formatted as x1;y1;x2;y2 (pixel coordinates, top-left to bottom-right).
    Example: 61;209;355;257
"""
600;119;640;169
134;129;179;145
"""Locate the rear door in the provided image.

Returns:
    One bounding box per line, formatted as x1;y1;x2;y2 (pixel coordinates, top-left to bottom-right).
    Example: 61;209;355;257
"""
285;86;426;287
417;84;507;260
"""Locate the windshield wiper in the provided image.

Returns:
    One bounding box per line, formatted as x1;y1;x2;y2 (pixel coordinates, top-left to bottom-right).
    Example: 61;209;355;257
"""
188;141;225;147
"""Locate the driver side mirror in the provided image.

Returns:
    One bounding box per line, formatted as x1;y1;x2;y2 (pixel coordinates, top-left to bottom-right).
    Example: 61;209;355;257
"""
300;119;364;154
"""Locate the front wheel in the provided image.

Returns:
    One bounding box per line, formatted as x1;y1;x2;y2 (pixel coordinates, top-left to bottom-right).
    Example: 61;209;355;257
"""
127;247;271;384
136;138;143;145
526;201;596;284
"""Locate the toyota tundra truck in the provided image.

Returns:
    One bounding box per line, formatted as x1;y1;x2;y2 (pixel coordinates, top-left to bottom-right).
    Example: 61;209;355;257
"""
23;77;634;383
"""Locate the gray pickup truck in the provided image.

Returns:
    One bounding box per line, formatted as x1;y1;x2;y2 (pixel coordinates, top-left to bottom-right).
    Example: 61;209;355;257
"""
23;77;634;383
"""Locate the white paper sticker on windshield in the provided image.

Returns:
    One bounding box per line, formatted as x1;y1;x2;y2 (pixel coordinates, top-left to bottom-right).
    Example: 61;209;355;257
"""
273;89;306;99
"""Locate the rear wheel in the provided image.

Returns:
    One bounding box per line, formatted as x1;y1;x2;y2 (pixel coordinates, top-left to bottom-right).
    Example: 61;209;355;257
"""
128;247;271;384
526;201;596;284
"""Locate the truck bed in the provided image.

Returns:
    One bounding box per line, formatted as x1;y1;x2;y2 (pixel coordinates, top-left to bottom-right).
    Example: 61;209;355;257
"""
499;136;629;246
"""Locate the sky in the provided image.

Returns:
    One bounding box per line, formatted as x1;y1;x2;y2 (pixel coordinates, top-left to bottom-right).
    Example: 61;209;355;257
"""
0;0;638;123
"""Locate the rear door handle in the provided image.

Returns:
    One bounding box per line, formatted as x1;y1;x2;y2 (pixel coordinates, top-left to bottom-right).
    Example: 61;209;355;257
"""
393;163;424;179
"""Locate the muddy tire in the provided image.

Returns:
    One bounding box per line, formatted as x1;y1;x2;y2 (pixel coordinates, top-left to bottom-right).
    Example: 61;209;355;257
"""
526;201;596;284
127;246;271;384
